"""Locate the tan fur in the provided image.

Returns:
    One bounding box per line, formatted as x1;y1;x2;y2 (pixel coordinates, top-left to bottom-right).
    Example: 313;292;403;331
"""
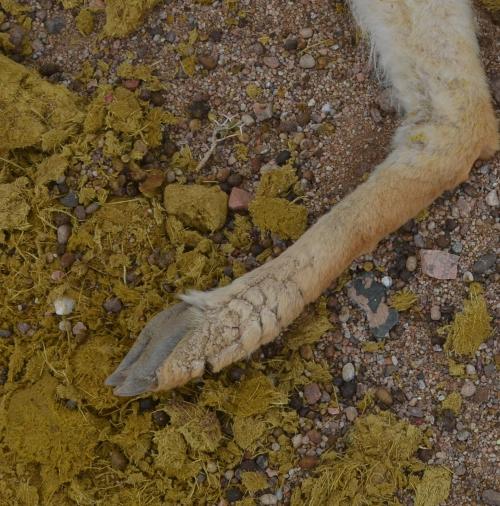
107;0;498;396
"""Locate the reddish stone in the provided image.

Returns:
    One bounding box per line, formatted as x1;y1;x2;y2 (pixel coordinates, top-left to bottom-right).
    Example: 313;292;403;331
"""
228;187;252;211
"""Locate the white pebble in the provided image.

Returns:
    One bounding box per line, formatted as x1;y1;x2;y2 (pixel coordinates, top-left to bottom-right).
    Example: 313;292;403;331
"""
381;276;393;288
406;256;417;272
485;188;499;207
430;305;441;321
462;271;474;283
342;362;355;382
54;296;75;316
292;434;303;448
344;406;358;422
461;380;476;398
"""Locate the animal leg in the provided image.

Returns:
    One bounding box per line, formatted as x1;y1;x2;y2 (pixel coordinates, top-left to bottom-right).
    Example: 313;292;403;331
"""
107;0;498;396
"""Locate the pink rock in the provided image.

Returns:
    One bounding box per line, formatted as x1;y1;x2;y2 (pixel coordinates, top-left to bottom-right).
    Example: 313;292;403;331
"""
252;102;273;122
420;250;459;279
228;187;252;211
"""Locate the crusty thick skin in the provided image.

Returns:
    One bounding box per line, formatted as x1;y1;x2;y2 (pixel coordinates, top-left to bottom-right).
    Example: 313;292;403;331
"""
106;0;498;396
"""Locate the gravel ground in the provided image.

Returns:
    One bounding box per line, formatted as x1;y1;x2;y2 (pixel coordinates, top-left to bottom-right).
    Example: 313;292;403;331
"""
1;0;499;505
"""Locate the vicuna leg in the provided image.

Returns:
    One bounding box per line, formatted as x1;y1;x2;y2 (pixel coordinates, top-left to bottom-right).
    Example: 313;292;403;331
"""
106;0;498;396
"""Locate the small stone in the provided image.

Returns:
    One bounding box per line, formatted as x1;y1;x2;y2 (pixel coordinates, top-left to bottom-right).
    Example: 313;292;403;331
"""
485;189;499;207
342;362;355;382
198;54;218;70
483;490;500;506
72;321;87;336
8;25;24;46
227;173;243;187
85;202;100;214
228;187;251;211
406;256;417;272
381;276;392;288
471;253;496;274
226;488;243;502
54;296;75;316
420;250;458;279
375;387;393;406
0;329;12;338
344;406;358;421
465;364;476;375
284;36;298;51
253;102;273;122
456;430;470;441
74;205;86;221
407;406;424;418
298;54;315;69
303;383;322;404
299;455;319;470
60;252;76;269
340;381;356;399
462;271;474;283
461;380;476;398
46;16;66;34
57;225;71;244
291;434;303;448
275;150;291;165
110;448;128;471
299;27;313;38
299;344;314;361
59;192;79;208
255;454;269;470
430;305;441;321
307;429;322;445
263;56;280;69
103;297;123;313
206;461;218;473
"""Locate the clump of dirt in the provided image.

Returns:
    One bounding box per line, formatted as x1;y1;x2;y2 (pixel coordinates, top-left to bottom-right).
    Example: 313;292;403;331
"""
442;283;492;356
164;183;228;232
291;411;451;506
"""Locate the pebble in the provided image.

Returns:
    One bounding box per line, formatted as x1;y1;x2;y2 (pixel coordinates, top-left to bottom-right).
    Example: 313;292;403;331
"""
260;494;278;505
46;16;66;34
340;381;356;399
17;322;31;335
456;430;470;441
471;253;496;274
206;461;218;473
263;56;280;69
284;36;298;51
485;189;499;207
57;224;71;244
461;380;476;398
303;383;322;404
483;489;500;506
72;321;87;336
344;406;358;421
465;364;476;375
381;276;392;288
292;434;303;448
228;188;250;211
39;62;61;76
342;362;355;382
103;297;123;313
152;410;169;427
420;250;458;279
298;54;316;69
54;296;75;316
406;256;417;272
462;271;474;283
375;387;393;406
299;27;313;38
407;406;424;418
275;150;291;165
0;329;12;338
253;102;273;122
74;205;86;221
430;305;441;321
226;488;243;502
60;252;76;269
59;192;79;208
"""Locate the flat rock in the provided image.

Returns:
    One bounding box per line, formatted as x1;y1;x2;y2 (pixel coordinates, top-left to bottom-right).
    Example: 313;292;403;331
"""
483;490;500;506
348;273;399;339
471;253;496;274
164;184;228;232
228;187;252;211
298;54;315;69
420;250;459;279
